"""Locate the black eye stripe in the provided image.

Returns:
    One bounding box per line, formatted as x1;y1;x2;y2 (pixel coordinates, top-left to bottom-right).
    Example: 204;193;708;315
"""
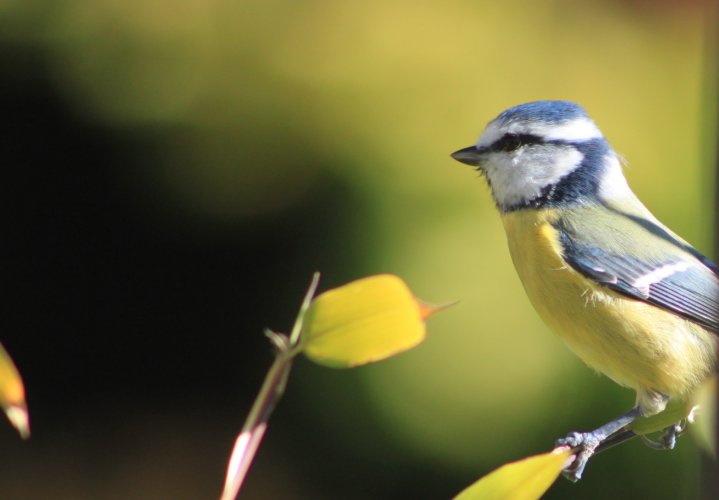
490;133;545;152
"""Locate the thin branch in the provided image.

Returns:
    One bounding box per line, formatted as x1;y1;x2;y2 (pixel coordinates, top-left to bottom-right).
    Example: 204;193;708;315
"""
220;345;293;500
220;273;321;500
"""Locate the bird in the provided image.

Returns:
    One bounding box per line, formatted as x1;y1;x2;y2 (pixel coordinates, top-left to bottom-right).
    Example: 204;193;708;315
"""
450;100;718;481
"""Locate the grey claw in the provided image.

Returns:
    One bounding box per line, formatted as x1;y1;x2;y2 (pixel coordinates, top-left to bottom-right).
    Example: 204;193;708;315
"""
639;434;665;449
556;407;643;482
557;432;602;481
555;431;583;448
640;421;686;450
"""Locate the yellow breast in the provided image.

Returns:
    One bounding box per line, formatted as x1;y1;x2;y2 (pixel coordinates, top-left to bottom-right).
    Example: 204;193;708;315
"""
500;209;715;411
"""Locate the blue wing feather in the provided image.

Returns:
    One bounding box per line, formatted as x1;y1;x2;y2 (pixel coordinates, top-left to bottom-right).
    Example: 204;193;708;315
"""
556;218;719;333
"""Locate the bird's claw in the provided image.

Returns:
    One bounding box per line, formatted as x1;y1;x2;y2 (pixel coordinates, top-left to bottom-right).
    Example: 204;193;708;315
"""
640;421;686;450
555;431;602;482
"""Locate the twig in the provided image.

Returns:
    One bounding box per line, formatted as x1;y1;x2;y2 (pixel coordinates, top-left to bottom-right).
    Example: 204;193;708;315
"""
220;273;321;500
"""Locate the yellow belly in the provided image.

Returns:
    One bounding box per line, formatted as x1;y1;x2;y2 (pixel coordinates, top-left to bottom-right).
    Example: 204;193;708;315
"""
501;209;715;413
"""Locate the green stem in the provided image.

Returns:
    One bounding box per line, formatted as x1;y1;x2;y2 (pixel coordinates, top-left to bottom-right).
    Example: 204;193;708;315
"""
220;273;321;500
220;343;294;500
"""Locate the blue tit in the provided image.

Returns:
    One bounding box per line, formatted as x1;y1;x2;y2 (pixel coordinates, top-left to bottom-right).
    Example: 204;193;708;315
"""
451;101;718;481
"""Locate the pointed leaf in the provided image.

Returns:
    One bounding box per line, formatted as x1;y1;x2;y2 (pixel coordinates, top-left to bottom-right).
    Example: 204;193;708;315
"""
0;342;29;438
454;448;571;500
417;299;457;321
301;274;428;368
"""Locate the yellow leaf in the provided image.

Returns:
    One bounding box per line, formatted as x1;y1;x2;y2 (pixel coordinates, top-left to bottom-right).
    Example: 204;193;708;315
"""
0;342;29;439
301;274;428;368
454;448;571;500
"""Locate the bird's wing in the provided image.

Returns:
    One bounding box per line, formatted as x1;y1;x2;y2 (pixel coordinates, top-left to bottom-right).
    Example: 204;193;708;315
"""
554;210;719;333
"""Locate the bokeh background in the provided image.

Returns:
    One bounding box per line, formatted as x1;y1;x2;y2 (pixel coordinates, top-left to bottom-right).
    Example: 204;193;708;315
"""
1;0;717;498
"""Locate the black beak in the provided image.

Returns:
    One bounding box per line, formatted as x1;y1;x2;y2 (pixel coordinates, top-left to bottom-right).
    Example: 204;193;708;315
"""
451;146;483;167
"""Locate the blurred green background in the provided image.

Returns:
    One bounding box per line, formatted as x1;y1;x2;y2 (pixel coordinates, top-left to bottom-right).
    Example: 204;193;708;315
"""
0;0;716;498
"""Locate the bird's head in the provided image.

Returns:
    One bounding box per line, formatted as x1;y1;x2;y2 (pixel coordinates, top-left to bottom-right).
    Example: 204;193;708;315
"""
452;101;630;212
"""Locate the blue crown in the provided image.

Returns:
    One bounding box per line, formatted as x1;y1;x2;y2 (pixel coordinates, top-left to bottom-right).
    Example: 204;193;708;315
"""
496;101;588;124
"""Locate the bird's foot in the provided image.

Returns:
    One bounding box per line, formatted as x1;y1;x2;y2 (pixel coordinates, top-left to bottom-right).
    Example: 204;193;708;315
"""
555;431;602;482
640;421;686;450
555;407;642;482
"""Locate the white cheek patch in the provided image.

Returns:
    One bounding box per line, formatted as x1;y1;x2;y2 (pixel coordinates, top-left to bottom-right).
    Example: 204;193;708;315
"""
476;116;603;148
484;146;584;207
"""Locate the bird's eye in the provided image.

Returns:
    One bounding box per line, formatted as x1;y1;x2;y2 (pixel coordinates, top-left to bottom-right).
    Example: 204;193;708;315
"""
496;134;523;151
493;133;542;152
